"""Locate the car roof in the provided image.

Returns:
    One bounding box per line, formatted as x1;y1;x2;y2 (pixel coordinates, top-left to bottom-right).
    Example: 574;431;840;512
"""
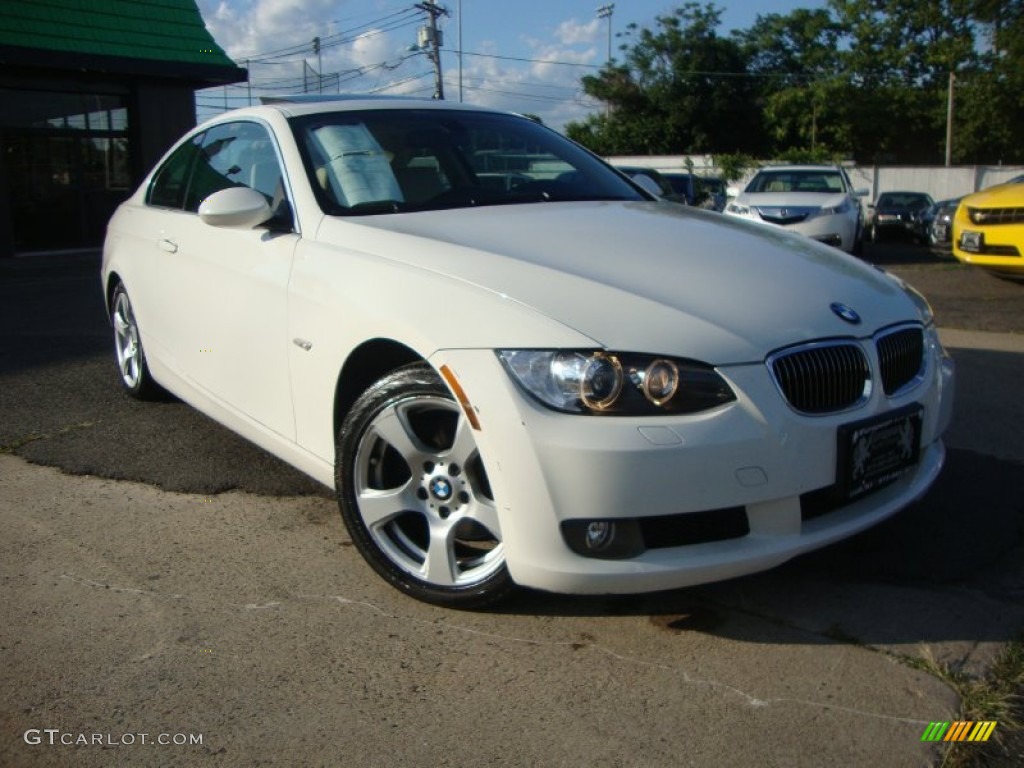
755;164;845;172
201;96;513;123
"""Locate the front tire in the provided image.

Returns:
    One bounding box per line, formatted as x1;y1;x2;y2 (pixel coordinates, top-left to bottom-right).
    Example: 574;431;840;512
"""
110;283;161;399
336;363;513;608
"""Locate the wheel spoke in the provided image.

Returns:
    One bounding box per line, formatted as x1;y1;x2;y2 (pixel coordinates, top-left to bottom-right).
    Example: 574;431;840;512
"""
113;312;129;335
357;485;414;529
461;495;501;539
421;521;457;586
370;407;428;465
446;413;478;466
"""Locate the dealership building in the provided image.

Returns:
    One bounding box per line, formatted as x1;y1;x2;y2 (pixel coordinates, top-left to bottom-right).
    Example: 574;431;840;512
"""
0;0;245;257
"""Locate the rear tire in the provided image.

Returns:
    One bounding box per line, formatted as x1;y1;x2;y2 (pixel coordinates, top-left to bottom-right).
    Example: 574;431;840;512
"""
110;283;162;400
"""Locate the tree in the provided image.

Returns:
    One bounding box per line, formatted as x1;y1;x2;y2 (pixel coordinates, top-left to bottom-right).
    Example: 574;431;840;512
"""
825;0;979;163
565;3;764;156
566;1;1024;165
954;0;1024;162
734;9;844;156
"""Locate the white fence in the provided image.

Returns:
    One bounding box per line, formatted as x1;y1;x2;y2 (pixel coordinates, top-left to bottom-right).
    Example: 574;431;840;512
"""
606;155;1024;202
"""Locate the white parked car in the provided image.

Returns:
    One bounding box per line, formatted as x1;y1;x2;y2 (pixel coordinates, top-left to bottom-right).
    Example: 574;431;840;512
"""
725;165;868;253
102;99;954;607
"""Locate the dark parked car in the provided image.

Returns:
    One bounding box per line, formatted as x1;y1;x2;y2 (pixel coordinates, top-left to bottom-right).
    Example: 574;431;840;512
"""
662;173;726;211
916;197;963;247
868;191;934;242
613;166;687;204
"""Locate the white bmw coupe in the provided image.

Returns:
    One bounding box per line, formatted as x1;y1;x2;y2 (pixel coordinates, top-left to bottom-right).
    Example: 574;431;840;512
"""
102;98;955;607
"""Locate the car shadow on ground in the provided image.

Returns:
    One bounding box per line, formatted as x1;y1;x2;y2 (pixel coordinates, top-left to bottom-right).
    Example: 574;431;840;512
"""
863;238;955;266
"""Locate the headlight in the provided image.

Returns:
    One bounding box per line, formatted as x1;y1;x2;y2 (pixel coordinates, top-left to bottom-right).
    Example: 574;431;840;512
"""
817;199;851;216
497;350;736;415
726;203;750;215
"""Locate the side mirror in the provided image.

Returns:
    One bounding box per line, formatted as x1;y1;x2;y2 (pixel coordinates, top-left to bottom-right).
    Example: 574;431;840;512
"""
726;186;740;199
198;187;273;229
854;188;870;198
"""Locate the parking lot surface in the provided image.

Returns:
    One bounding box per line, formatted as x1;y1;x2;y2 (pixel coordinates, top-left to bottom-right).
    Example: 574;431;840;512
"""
1;244;1022;766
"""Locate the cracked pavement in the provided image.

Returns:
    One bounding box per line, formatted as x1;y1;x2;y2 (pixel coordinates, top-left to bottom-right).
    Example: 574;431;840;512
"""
1;247;1022;766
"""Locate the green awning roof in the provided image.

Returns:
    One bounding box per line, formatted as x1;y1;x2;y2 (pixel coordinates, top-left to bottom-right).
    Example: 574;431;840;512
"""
1;0;245;83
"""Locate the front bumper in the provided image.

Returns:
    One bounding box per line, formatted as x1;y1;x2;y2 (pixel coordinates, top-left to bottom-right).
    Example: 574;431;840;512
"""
435;336;955;595
726;210;859;252
953;222;1024;277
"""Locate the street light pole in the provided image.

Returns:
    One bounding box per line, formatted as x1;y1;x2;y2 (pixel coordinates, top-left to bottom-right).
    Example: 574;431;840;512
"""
312;37;322;93
458;0;463;102
597;3;614;64
596;4;614;118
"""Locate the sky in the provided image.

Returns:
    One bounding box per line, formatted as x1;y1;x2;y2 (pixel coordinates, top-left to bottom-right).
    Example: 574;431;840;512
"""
195;0;826;129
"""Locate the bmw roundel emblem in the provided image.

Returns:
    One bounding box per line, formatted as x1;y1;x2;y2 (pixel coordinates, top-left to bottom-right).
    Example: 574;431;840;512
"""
430;477;453;501
830;302;861;325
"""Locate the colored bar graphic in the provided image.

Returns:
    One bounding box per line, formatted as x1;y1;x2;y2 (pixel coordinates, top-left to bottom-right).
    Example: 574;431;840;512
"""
921;721;997;742
946;721;972;741
968;722;998;742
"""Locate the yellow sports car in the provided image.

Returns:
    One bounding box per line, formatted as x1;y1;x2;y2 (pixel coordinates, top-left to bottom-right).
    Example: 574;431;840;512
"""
952;179;1024;279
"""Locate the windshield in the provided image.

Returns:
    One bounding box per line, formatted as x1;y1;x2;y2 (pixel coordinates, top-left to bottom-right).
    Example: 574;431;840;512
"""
876;193;931;209
290;109;645;215
746;170;845;194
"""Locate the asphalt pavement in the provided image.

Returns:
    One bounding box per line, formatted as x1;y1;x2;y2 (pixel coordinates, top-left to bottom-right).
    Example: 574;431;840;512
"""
1;244;1022;767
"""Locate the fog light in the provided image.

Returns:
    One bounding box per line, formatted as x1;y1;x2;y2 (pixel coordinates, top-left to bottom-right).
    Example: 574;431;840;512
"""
561;519;645;560
586;521;615;551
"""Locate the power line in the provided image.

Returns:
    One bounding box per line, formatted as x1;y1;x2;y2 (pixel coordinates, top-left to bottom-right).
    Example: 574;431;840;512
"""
253;18;421;63
240;9;420;62
454;50;600;69
367;71;435;94
457;83;586;104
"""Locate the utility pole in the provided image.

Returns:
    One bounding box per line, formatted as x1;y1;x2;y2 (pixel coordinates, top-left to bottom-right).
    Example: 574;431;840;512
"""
416;1;448;99
945;71;955;167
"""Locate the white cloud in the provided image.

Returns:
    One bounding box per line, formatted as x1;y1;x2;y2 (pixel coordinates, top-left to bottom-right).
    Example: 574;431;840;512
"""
349;29;401;69
194;1;603;131
554;18;601;46
199;0;344;61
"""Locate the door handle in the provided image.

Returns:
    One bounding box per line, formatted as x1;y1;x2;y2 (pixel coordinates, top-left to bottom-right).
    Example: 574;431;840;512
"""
158;238;178;253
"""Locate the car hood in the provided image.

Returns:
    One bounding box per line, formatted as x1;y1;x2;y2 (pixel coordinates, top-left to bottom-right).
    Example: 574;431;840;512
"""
321;201;916;364
737;192;847;209
963;183;1024;208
